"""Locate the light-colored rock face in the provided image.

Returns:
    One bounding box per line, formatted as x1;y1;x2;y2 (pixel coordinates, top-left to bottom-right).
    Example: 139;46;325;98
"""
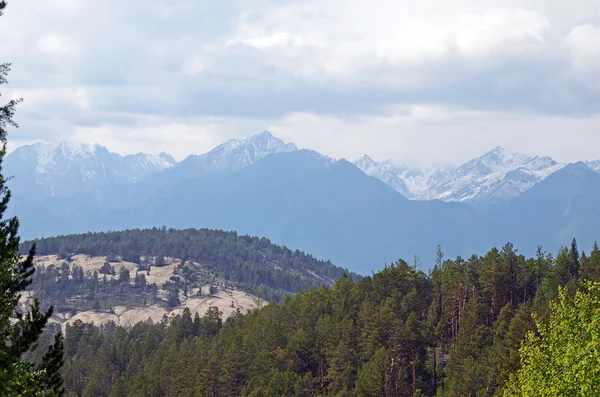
63;287;258;329
31;255;262;330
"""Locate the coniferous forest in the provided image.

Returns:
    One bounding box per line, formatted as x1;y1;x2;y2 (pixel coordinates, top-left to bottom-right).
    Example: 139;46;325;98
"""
30;239;600;397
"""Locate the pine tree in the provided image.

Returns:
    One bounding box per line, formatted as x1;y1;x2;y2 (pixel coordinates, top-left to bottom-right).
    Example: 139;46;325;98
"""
0;5;64;393
355;347;391;397
581;242;600;281
38;332;65;396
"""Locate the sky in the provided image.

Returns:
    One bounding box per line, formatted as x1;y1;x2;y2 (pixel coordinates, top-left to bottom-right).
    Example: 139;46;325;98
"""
1;0;599;167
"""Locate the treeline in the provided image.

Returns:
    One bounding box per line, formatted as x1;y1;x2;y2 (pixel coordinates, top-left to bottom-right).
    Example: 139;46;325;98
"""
23;227;359;302
58;240;600;396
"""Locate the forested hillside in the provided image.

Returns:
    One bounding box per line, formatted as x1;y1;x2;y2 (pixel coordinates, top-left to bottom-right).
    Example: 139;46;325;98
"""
48;239;600;396
23;228;357;303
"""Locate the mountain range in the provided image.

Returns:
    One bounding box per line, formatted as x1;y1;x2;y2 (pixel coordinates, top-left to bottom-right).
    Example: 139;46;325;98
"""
6;131;600;273
353;147;568;209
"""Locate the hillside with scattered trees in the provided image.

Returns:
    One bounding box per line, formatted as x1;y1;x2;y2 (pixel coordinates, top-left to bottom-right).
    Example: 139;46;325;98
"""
23;228;359;304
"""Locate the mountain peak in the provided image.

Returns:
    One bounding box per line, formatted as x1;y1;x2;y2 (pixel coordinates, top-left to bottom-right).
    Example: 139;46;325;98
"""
353;153;375;164
482;145;525;162
470;146;531;173
176;131;299;176
255;130;274;139
158;152;177;165
244;131;298;151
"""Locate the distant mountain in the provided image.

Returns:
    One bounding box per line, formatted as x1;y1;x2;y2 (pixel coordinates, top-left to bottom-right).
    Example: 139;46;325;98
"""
164;131;298;179
5;142;176;200
12;150;487;273
355;146;565;209
88;131;301;211
6;131;297;210
491;162;600;253
131;150;489;272
420;147;565;208
353;154;413;198
585;160;600;173
7;133;600;274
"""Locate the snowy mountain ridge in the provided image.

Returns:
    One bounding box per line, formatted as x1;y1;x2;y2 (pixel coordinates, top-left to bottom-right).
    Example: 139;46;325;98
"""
352;146;587;208
4;131;299;200
7;132;599;209
5;141;177;199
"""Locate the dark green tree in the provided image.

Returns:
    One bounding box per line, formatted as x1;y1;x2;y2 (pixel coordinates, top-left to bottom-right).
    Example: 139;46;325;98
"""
581;242;600;281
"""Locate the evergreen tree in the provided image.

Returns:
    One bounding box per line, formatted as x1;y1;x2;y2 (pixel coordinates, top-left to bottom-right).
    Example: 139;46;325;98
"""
581;242;600;282
355;347;391;397
37;333;65;396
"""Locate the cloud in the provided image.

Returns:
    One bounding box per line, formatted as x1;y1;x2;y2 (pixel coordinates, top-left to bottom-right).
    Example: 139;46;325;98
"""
229;5;555;75
566;24;600;70
1;0;599;166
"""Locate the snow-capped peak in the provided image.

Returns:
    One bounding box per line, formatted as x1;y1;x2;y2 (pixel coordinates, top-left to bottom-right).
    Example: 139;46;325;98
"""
353;154;377;168
247;130;297;150
176;131;299;176
468;146;531;174
353;153;373;162
5;141;177;199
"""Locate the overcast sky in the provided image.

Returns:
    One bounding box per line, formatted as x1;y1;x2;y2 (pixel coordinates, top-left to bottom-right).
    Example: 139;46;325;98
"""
1;0;599;167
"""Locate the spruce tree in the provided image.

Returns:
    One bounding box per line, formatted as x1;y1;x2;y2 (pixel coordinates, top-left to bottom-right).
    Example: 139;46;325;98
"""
0;3;64;394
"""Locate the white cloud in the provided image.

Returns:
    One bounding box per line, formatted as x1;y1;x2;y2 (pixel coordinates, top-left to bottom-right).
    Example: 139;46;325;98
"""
228;3;556;77
455;9;552;58
566;24;600;70
38;34;76;55
183;58;206;76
